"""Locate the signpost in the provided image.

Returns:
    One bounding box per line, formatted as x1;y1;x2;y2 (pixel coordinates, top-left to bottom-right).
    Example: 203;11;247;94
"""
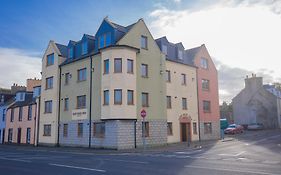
141;109;146;150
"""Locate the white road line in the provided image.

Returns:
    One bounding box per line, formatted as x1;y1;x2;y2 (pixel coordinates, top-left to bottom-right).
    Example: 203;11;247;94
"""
184;165;280;175
101;158;148;164
235;151;246;156
0;157;31;163
49;163;106;173
218;151;245;157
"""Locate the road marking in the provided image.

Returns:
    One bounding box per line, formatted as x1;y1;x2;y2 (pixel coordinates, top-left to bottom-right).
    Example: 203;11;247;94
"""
101;158;148;164
218;151;245;157
49;163;106;173
235;151;245;156
0;157;31;163
184;165;280;175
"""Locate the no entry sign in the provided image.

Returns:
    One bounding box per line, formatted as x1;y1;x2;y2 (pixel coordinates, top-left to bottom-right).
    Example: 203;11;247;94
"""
140;109;146;118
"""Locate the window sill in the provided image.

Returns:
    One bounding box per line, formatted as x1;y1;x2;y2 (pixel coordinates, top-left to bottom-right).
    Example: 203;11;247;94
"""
114;103;122;105
203;111;211;113
43;135;51;137
103;104;109;106
114;72;123;74
76;107;86;110
127;103;134;105
142;105;149;108
141;76;149;78
77;80;87;83
44;112;52;114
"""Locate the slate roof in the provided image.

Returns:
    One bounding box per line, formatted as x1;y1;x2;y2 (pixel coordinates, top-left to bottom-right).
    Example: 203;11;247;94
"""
84;34;95;40
9;93;34;108
55;43;68;57
185;46;201;65
264;84;281;98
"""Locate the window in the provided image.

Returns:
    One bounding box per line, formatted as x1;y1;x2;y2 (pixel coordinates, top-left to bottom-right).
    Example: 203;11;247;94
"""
77;95;86;109
201;58;208;69
45;101;52;113
2;109;5;122
114;58;122;73
82;41;88;55
114;89;122;105
43;124;51;136
8;128;13;143
141;64;148;77
105;33;111;47
78;68;87;81
46;53;54;66
193;122;198;135
99;33;111;48
127;59;134;74
142;93;149;107
98;35;104;48
167;122;173;136
182;98;187;110
28;105;32;121
204;122;212;134
93;122;105;138
10;108;14;122
18;107;23;121
181;74;186;85
77;123;83;137
142;122;149;137
127;90;134;105
46;77;53;89
166;70;171;82
104;59;109;74
202;79;210;91
166;96;172;109
65;73;70;85
162;44;168;55
19;93;25;101
141;35;148;49
69;47;74;59
26;128;31;144
203;100;211;112
64;98;69;111
103;90;109;105
63;124;68;137
178;50;183;60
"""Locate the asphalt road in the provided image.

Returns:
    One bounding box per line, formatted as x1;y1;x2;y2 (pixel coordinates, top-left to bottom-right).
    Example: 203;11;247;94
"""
0;129;280;175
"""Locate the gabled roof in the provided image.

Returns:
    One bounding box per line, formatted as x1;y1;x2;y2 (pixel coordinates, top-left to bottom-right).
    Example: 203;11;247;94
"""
185;46;201;64
55;43;68;57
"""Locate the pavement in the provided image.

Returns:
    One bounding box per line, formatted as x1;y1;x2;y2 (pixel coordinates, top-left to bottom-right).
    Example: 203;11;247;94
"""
0;129;280;175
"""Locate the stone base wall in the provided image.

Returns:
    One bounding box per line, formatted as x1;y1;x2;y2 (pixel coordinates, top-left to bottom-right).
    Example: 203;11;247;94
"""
199;121;220;140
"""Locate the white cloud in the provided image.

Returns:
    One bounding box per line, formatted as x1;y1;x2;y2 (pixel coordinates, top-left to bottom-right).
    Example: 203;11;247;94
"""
0;48;41;88
149;3;281;103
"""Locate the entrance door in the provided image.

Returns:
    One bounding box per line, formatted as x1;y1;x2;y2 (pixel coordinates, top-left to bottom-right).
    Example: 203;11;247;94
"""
17;128;21;144
181;123;191;142
181;123;187;142
2;129;4;144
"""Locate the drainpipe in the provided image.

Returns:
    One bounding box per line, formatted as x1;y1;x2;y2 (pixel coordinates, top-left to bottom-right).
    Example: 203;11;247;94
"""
36;96;41;146
196;68;201;142
134;119;137;148
57;66;62;147
33;102;37;146
89;56;93;148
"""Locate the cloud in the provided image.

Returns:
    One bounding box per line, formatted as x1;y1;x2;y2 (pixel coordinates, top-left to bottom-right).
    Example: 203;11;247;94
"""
0;48;41;88
148;4;281;103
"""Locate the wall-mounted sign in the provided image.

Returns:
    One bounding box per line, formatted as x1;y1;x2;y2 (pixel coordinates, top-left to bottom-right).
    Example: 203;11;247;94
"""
72;109;87;120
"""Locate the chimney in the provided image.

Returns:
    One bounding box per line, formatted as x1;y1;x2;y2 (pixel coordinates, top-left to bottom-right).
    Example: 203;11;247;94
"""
245;76;263;91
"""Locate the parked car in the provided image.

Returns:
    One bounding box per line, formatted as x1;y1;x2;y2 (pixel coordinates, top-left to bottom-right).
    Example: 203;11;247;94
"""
247;123;264;130
224;124;244;134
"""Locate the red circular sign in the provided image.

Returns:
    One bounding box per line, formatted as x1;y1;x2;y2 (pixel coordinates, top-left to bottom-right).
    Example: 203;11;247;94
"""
141;109;146;118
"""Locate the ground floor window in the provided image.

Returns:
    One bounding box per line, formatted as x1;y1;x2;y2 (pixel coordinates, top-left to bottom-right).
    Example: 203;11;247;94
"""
8;128;13;143
77;123;83;137
142;122;149;137
167;122;173;136
26;128;31;144
193;122;197;135
93;122;105;138
204;122;212;134
43;124;51;136
63;124;68;137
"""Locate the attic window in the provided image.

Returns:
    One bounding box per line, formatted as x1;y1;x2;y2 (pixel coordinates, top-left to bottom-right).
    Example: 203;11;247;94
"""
82;41;88;55
178;50;183;60
162;45;168;55
46;53;54;66
69;47;74;59
141;36;148;49
98;33;111;49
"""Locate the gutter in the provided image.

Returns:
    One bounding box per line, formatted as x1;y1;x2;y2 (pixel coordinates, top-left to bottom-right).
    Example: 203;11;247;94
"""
57;66;62;147
196;68;201;142
36;96;41;146
89;56;93;148
33;102;37;146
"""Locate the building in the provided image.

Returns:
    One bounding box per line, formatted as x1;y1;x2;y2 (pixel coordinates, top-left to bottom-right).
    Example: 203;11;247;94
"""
4;80;41;145
156;37;220;141
0;84;26;144
39;17;219;149
233;75;281;129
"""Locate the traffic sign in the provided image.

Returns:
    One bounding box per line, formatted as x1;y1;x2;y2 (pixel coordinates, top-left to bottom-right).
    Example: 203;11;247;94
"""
141;109;146;118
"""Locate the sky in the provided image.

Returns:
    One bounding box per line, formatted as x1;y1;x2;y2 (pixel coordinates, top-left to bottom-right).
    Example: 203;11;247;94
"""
1;0;281;103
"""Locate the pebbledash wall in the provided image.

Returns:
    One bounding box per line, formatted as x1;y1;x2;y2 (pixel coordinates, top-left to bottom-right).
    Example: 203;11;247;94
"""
39;17;219;149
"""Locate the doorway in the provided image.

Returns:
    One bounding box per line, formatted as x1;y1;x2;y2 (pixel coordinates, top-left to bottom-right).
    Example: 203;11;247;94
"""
181;123;191;142
17;128;21;144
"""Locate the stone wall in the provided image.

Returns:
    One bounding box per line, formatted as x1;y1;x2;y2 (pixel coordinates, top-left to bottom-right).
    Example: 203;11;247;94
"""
199;121;220;140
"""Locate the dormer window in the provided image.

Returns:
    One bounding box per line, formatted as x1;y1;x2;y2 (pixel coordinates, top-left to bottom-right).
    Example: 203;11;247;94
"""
69;47;74;59
178;50;183;60
162;45;168;55
98;33;111;49
16;92;25;101
82;41;88;55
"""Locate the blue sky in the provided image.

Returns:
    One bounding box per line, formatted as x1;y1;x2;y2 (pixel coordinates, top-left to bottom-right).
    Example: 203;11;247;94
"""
1;0;281;103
